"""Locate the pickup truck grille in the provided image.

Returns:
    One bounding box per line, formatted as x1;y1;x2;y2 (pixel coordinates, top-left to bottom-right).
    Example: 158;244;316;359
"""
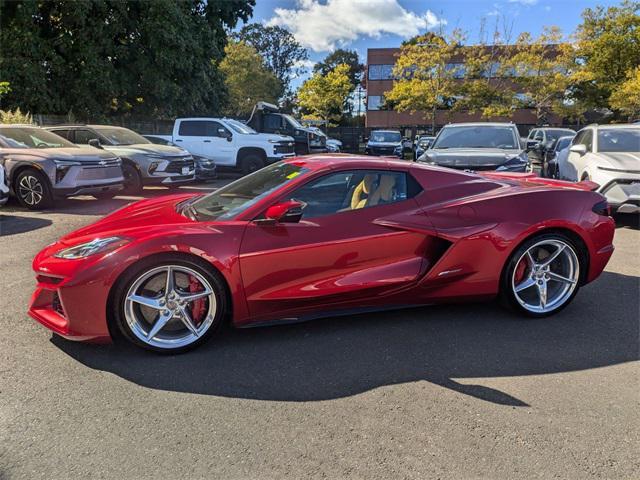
165;159;195;174
274;142;295;155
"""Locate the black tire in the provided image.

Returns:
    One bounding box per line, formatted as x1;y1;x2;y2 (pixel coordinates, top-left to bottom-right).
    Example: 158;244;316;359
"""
112;254;228;354
93;191;118;200
15;168;54;210
500;232;585;318
239;154;265;175
121;162;143;195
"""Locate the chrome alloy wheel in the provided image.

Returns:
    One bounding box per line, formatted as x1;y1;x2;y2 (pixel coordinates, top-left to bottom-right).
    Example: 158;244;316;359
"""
18;175;44;206
124;265;217;349
511;239;579;314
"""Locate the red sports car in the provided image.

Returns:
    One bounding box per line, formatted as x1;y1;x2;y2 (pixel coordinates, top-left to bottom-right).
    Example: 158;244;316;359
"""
29;156;615;353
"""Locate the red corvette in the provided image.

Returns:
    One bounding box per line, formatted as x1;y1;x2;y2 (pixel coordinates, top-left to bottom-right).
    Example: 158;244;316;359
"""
29;156;615;353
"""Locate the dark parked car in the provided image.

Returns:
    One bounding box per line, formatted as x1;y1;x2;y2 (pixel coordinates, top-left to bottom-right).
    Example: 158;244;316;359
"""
414;135;435;160
544;135;575;178
417;123;529;171
525;127;576;174
366;130;403;157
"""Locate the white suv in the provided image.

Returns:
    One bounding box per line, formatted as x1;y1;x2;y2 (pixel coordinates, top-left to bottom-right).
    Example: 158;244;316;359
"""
563;124;640;213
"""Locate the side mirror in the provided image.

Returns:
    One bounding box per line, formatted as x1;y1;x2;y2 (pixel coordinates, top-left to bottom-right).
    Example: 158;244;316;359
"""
569;144;587;155
526;140;540;151
263;200;304;224
88;138;103;149
218;128;232;141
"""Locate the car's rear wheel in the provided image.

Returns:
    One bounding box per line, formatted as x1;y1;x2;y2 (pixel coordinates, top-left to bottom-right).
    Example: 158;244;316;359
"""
121;163;143;195
501;233;582;317
113;256;227;353
15;169;53;210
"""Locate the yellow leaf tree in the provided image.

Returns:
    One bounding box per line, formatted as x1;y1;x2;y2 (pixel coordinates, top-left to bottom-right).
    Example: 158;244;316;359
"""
384;32;463;134
220;41;282;117
609;66;640;120
297;63;353;125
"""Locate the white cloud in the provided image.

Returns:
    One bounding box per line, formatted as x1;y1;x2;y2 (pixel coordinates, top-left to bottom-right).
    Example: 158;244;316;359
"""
508;0;538;5
266;0;447;52
293;59;316;71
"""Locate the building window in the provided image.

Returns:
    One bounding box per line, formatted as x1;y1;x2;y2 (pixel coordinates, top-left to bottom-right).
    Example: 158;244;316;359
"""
445;62;466;79
367;95;384;111
368;64;394;80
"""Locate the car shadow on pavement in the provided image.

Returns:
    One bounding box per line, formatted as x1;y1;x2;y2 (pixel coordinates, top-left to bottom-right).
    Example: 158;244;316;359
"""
0;215;52;236
614;213;639;230
52;270;639;407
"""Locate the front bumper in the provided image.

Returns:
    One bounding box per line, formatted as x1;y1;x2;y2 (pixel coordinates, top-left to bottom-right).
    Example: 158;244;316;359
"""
53;180;123;198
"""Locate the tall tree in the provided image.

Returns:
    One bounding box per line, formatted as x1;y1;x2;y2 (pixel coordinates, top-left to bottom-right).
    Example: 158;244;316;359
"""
572;0;640;117
220;41;282;117
609;66;640;120
385;32;463;133
0;0;255;118
236;23;308;98
504;27;575;124
297;64;353;125
314;49;364;87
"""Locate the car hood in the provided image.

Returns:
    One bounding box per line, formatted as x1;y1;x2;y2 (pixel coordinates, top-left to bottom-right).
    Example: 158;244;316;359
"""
367;141;402;147
424;148;524;168
2;147;119;162
60;193;200;242
254;133;295;143
597;152;640;170
103;143;191;157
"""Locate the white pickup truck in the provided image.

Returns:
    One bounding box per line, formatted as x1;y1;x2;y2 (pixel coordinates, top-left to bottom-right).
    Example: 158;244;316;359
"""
155;118;296;174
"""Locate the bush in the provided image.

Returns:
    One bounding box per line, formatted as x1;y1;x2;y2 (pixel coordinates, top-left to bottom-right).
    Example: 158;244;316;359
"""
0;108;33;124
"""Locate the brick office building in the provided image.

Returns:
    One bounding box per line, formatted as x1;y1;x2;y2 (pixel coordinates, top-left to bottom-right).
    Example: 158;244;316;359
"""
365;47;564;138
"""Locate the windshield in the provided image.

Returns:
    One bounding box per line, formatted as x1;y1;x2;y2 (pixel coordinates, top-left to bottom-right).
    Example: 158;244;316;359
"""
598;129;640;153
545;129;575;142
433;126;517;149
284;115;304;129
226;119;257;134
370;131;401;143
555;136;574;151
0;127;77;149
94;127;150;146
191;162;309;220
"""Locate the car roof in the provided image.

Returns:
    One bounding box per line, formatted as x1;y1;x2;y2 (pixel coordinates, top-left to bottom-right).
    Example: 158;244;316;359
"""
371;129;401;133
442;122;515;127
0;124;39;128
592;124;640;130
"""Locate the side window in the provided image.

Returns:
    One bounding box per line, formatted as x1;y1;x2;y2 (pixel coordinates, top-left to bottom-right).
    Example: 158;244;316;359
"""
204;121;229;137
178;120;215;136
582;130;593;151
527;129;537;140
264;114;283;131
533;130;544;141
286;170;417;219
572;130;585;146
75;129;99;144
51;129;72;141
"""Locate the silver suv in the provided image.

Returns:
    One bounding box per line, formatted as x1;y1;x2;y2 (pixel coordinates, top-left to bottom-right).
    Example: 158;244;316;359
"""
47;125;195;194
0;125;124;209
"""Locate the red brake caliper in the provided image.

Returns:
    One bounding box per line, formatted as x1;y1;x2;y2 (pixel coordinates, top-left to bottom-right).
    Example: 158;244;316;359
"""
188;275;206;325
514;256;529;284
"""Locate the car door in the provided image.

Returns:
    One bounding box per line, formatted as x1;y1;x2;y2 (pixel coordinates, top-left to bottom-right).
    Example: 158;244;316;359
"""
174;120;233;164
238;169;439;321
567;129;593;181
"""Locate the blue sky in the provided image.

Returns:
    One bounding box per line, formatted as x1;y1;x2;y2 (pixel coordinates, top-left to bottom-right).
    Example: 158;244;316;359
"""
242;0;621;86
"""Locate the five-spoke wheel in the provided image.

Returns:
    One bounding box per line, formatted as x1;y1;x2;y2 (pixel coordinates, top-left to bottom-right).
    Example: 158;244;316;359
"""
503;233;582;316
114;257;226;352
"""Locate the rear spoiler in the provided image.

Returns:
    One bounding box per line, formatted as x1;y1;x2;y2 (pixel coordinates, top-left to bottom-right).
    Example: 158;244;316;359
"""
481;172;599;191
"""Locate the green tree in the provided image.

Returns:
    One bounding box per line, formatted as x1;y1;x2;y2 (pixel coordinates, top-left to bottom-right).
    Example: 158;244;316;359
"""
572;1;640;115
0;0;255;118
385;32;463;133
609;66;640;119
314;49;364;87
504;27;576;124
297;64;353;125
236;23;308;98
220;41;282;117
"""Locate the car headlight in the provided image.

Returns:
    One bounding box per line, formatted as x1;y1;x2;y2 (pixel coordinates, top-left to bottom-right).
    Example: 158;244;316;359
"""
268;139;280;144
54;237;129;259
496;153;529;171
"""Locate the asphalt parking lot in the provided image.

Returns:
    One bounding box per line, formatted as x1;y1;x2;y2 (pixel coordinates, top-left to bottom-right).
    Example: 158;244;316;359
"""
0;178;638;479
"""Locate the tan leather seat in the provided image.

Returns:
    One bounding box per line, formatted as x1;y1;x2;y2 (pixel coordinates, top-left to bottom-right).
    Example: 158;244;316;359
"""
350;174;376;209
369;174;396;206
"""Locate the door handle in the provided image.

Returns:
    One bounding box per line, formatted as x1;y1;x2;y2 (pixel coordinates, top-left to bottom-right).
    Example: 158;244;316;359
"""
175;139;183;142
204;140;211;143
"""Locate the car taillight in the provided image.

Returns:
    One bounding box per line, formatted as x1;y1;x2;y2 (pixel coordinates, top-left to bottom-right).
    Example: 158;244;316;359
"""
592;199;611;217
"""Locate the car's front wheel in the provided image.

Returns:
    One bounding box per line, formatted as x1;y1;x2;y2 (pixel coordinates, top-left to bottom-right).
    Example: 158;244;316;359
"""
501;233;583;317
15;169;54;210
113;255;227;353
